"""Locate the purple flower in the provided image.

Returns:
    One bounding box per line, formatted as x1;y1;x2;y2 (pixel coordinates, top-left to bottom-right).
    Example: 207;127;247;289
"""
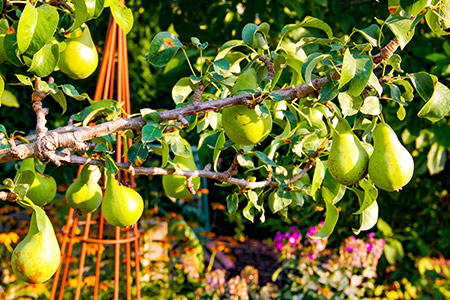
366;232;375;239
345;247;354;252
275;242;283;251
366;241;374;253
283;232;290;239
291;230;301;240
307;253;314;260
274;232;283;243
289;226;297;232
307;226;317;237
288;236;297;246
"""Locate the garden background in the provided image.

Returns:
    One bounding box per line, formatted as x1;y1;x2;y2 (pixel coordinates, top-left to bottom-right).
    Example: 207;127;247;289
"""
0;0;449;299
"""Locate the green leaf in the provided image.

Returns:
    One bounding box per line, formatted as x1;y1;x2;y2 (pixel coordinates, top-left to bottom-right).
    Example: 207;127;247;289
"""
17;3;59;56
213;131;226;172
400;0;429;16
377;217;394;237
242;201;255;222
128;143;150;167
147;32;183;67
61;84;86;100
427;142;447;175
105;154;119;174
50;90;67;115
290;191;305;207
32;206;48;233
385;15;415;49
15;75;33;86
27;40;59;77
237;154;254;168
311;158;325;201
425;6;450;35
252;151;278;167
212;58;230;75
268;189;292;214
339;50;373;97
301;53;332;86
109;0;133;35
142;123;162;143
384;239;404;264
226;193;239;214
242;22;270;49
319;80;338;102
312;198;339;239
281;16;333;39
4;23;24;67
338;92;362;117
78;99;123;126
172;77;193;105
0;76;4;107
141;108;162;123
70;0;88;31
408;72;437;101
417;81;450;122
86;0;105;19
353;179;379;214
353;200;379;235
360;96;382;115
353;24;382;47
322;170;346;205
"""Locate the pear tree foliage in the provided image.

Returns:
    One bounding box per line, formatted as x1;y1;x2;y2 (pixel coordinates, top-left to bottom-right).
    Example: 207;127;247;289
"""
0;0;449;238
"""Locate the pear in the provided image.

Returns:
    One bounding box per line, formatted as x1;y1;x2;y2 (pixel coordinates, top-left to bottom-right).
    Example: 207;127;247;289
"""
58;24;98;80
328;117;369;185
11;209;61;283
66;165;103;215
162;146;200;199
368;122;414;191
19;158;57;206
232;68;258;96
102;171;144;227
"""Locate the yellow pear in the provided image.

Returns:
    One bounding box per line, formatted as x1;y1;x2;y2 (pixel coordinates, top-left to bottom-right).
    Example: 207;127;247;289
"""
66;165;103;215
58;24;98;80
163;145;200;199
328;117;369;185
368;122;414;191
11;210;61;283
102;171;144;227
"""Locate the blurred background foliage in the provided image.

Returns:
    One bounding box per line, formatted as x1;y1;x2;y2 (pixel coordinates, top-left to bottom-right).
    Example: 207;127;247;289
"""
0;0;449;298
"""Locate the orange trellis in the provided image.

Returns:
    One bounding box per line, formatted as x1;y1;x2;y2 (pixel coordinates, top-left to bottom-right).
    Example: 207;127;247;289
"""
49;9;141;300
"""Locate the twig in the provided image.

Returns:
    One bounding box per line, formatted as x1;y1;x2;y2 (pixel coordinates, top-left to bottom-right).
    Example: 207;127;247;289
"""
0;191;18;202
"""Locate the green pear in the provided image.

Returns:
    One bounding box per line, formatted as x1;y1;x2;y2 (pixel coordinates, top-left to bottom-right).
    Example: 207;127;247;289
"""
328;117;369;185
11;210;61;283
232;68;258;96
19;158;57;206
102;171;144;227
58;24;98;80
222;101;272;145
368;122;414;191
66;165;103;215
163;146;201;199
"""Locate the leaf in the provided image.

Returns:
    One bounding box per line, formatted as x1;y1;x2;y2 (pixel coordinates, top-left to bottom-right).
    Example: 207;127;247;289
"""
212;58;230;75
226;193;239;214
242;22;270;49
360;96;382;115
17;3;59;56
400;0;429;16
86;0;105;19
213;131;226;172
319;80;339;102
339;50;373;97
147;32;182;67
417;81;450;122
384;239;404;264
353;24;382;47
0;77;4;107
377;218;394;237
141;108;162;123
338;92;362;117
142;123;162;143
268;189;292;214
311;158;325;201
242;201;255;222
27;40;59;77
353;200;379;235
312;198;339;239
322;170;346;205
237;154;254;168
15;75;32;86
109;0;133;35
408;72;438;101
172;77;193;104
353;179;379;214
4;23;24;67
427;142;447;175
281;16;333;39
70;0;88;31
128;143;150;167
61;84;86;100
252;151;278;167
105;154;119;174
50;90;67;115
385;15;415;49
301;53;332;86
32;205;48;233
78;99;123;126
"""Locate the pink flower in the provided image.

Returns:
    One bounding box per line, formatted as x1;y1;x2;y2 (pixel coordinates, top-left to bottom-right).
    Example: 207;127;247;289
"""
288;236;297;246
366;241;374;253
307;253;314;260
345;247;354;252
367;232;375;239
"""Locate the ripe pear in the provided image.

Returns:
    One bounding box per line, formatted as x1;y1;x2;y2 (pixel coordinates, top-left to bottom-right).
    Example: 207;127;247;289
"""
19;158;57;206
11;210;61;283
102;171;144;227
58;24;98;80
66;165;103;215
222;101;273;145
163;147;200;199
328;117;369;185
368;122;414;191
